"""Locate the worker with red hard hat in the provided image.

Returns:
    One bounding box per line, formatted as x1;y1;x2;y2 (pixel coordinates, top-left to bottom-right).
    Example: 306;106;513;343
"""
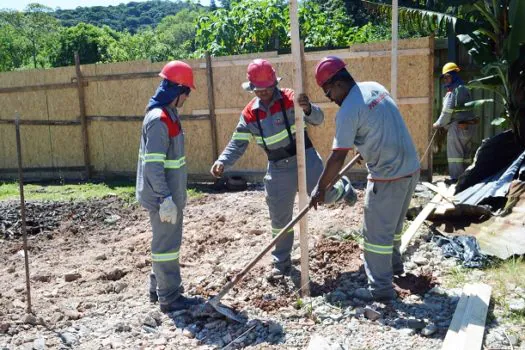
311;56;420;302
211;58;356;279
136;60;202;313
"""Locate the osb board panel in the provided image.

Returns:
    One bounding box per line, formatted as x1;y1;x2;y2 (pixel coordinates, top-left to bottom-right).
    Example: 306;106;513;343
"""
178;68;212;113
15;125;53;168
82;60;152;76
0;66;75;88
183;119;214;174
46;89;80;120
303;55;430;100
0;91;49;120
49;126;83;167
0;124;16;168
216;113;267;171
85;79;158;116
88;121;142;172
349;37;431;52
399;104;431;168
213;65;255;110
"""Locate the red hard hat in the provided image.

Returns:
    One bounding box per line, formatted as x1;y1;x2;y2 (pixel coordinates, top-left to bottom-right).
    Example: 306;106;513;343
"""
159;60;196;89
314;56;347;87
243;59;279;90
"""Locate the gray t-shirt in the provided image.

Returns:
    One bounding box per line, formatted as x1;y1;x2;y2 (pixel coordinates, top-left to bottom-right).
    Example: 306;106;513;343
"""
333;82;419;180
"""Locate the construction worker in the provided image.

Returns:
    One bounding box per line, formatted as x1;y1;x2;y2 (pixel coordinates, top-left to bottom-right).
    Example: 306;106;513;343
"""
210;59;356;278
136;60;202;313
433;62;478;182
310;56;420;302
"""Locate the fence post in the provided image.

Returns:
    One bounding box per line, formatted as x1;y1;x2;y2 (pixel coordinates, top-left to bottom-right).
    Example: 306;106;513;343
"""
74;52;91;179
205;52;219;161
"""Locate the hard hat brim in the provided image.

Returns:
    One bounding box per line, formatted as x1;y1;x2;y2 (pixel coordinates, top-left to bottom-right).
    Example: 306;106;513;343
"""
242;77;281;91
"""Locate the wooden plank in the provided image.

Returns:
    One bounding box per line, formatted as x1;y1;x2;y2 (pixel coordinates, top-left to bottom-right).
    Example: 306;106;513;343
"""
400;193;442;254
83;71;159;82
422;182;456;204
86;115;209;122
427;35;435;182
442;283;492;350
205;51;219;160
75;52;91;179
0;119;80;126
0;82;82;94
290;0;310;297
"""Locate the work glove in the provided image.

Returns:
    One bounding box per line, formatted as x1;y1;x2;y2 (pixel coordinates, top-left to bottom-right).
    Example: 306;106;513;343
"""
159;196;178;224
210;160;225;178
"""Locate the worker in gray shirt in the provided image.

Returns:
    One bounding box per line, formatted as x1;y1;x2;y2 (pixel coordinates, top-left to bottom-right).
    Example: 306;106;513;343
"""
211;59;356;279
136;61;202;313
433;62;478;182
311;56;420;302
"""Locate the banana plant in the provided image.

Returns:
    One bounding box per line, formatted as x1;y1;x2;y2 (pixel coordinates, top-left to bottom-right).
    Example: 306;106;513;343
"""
363;0;525;144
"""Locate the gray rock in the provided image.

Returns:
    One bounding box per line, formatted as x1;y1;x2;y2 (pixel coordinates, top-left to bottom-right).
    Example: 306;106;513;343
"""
32;337;45;350
115;322;131;332
64;272;81;282
59;332;78;346
508;334;519;346
268;323;282;335
153;337;167;345
413;256;429;266
364;307;382;321
113;282;127;294
407;318;426;330
22;314;38;326
143;315;157;328
142;325;157;334
95;254;107;261
509;298;525;313
398;328;416;336
307;334;333;350
421;324;437;336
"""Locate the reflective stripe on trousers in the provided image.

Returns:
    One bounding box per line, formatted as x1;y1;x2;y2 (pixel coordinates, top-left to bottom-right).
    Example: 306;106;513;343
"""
362;172;419;296
148;207;183;305
265;148;348;268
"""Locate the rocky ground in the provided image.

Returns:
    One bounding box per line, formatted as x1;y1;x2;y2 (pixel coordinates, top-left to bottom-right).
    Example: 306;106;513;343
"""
0;183;524;349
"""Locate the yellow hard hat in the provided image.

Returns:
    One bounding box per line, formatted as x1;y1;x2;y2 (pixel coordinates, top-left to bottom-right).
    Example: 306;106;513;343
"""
441;62;460;76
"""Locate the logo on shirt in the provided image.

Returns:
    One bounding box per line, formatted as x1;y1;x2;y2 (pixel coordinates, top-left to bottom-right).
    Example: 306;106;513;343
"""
368;91;388;110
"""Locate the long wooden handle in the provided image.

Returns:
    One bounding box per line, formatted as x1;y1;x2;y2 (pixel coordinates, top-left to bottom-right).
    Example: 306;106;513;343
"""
211;153;362;303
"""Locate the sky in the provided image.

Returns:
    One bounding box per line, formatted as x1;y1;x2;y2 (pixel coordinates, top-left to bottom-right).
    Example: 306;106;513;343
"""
2;0;211;11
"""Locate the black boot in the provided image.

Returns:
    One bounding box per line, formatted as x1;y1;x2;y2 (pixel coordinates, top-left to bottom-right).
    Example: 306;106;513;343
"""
160;295;204;313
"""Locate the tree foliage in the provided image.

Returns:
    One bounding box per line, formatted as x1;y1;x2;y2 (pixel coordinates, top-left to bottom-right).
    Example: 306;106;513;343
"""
53;0;202;33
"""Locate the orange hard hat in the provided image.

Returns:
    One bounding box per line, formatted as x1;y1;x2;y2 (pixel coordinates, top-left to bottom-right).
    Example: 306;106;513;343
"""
314;56;347;87
159;60;196;89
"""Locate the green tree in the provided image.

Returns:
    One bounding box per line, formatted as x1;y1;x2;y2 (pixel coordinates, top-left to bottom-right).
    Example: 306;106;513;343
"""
51;23;117;66
0;21;31;71
1;4;60;69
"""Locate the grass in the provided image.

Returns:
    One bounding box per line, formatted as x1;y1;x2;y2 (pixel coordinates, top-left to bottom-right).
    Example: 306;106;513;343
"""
0;181;202;202
442;256;525;325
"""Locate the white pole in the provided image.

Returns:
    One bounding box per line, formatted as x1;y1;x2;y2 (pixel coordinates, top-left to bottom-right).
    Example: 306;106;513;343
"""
289;0;310;297
391;0;399;101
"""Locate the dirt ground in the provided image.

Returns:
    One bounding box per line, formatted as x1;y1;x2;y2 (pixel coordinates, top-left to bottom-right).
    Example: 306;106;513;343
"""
0;184;437;349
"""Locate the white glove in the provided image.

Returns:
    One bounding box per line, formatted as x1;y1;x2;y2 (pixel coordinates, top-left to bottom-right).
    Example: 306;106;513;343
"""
159;196;178;224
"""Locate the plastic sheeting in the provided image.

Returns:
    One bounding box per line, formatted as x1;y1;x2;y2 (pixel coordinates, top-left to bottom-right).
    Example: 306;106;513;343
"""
433;235;487;268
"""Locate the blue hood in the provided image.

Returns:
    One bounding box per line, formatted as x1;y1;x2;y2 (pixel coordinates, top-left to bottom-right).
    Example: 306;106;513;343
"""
146;79;185;111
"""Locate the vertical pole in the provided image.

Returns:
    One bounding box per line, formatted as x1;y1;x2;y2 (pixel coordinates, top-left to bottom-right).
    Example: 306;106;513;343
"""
74;52;91;179
15;116;32;315
391;0;399;101
205;52;219;161
427;35;435;182
289;0;310;297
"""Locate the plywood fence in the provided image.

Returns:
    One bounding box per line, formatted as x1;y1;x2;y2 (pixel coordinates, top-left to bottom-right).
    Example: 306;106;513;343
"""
0;37;434;182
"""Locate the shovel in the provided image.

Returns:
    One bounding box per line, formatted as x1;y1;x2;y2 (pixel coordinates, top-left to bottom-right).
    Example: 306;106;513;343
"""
204;153;363;322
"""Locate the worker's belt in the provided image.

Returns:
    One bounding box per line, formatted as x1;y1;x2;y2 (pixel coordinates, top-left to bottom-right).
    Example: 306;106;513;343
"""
267;136;313;161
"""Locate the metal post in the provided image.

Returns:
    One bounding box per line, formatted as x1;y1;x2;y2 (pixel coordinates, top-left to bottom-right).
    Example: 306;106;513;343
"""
15;116;32;314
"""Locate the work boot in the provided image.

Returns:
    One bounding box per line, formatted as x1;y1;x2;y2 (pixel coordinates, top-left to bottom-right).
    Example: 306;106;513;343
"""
353;287;396;302
149;291;158;303
341;176;358;206
159;295;204;313
267;262;292;281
